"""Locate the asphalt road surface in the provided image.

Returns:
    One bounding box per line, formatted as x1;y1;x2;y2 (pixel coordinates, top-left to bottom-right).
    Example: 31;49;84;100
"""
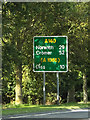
2;109;90;120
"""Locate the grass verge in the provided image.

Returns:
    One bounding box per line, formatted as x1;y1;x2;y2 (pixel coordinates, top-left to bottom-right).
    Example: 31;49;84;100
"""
2;102;90;116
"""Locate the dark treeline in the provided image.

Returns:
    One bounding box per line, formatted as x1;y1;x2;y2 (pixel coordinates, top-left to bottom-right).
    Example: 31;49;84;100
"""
2;2;89;105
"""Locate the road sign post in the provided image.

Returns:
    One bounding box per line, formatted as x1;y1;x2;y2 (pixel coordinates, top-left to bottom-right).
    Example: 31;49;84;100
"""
57;72;59;105
43;72;45;105
33;36;68;105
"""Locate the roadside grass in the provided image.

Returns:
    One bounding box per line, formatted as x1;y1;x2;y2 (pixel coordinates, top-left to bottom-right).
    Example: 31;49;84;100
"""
2;102;90;116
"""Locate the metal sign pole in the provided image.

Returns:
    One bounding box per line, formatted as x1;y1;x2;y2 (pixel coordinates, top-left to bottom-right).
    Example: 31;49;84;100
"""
57;72;59;105
43;72;45;105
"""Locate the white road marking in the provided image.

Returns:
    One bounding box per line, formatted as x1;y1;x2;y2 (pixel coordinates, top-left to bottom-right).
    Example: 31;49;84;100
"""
9;109;89;119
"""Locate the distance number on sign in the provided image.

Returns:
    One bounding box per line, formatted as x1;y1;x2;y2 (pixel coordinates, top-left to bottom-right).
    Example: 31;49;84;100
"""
60;65;65;69
59;45;65;55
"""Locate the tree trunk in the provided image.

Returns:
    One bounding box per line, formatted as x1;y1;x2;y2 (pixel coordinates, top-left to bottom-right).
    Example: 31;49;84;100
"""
83;73;88;103
67;85;75;103
15;65;22;104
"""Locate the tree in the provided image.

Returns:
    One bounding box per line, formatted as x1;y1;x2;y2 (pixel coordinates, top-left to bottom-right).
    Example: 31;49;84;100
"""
2;2;89;104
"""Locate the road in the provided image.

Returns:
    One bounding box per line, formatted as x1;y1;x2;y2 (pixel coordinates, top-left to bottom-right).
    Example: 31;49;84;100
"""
2;109;90;120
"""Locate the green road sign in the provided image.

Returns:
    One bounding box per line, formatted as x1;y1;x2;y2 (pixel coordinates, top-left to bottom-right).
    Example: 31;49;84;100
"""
33;36;68;72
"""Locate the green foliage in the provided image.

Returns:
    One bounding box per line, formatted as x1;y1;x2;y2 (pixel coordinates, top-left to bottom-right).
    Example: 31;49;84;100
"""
2;2;89;104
